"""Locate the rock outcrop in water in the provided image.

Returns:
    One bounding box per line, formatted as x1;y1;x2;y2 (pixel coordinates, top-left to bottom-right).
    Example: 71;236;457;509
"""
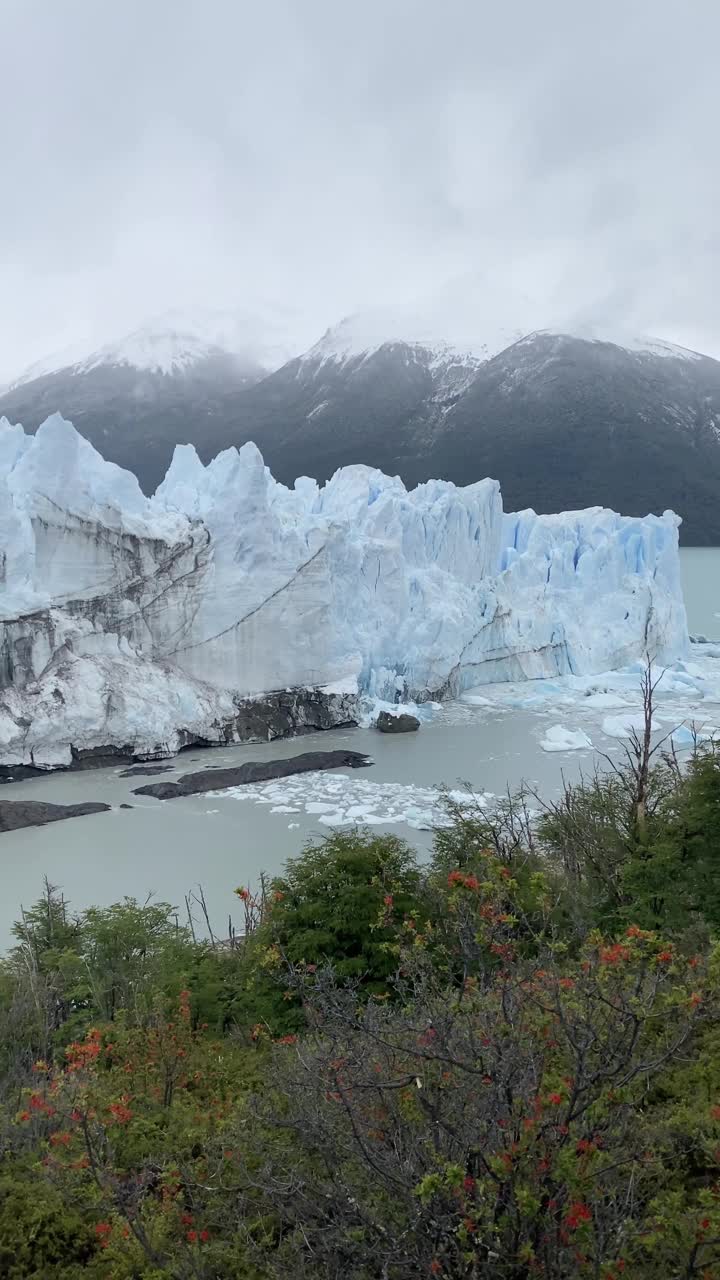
118;764;175;778
376;711;420;733
0;799;110;832
133;749;372;800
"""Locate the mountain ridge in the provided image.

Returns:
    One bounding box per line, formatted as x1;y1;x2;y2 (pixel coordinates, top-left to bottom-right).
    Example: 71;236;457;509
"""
1;314;719;544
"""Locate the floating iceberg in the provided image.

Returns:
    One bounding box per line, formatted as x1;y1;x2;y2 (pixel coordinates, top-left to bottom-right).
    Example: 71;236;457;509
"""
0;414;689;767
540;724;593;753
601;713;663;740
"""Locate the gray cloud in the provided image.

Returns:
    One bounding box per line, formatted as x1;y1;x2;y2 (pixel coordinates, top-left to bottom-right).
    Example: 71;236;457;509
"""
2;0;719;378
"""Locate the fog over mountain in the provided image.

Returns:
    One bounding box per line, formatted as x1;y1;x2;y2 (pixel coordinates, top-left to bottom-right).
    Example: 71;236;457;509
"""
3;303;720;544
1;0;719;385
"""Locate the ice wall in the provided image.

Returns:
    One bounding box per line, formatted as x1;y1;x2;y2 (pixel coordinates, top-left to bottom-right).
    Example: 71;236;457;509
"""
0;414;688;765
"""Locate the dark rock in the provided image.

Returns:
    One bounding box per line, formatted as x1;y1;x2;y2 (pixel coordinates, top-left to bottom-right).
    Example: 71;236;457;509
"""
226;688;357;741
119;803;133;810
376;711;420;734
0;800;110;833
118;764;175;778
71;745;136;769
0;764;51;785
0;689;358;785
0;746;136;783
134;749;371;800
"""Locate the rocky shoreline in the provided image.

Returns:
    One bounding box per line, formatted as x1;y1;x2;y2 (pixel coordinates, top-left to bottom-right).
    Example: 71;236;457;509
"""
0;799;111;833
0;687;359;783
0;747;373;833
132;749;372;800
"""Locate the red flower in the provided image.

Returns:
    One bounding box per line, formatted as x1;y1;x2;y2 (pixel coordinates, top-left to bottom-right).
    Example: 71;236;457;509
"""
383;894;393;906
199;1229;210;1242
108;1101;133;1125
656;948;674;964
547;1092;563;1106
564;1202;592;1230
186;1229;198;1243
599;943;631;966
430;1262;442;1276
18;1110;30;1122
463;1175;475;1194
181;1212;193;1225
625;924;647;938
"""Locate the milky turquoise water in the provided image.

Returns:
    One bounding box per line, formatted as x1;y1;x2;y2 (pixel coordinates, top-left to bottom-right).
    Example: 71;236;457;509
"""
0;547;717;947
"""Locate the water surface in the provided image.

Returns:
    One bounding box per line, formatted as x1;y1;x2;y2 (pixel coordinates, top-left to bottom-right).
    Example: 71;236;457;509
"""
680;547;720;639
0;712;588;947
0;546;717;947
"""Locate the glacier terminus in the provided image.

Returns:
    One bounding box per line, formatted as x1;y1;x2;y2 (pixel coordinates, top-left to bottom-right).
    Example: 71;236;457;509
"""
0;414;688;770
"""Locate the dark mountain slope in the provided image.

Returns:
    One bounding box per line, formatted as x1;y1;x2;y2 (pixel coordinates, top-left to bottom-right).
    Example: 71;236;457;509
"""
2;326;719;543
0;349;264;492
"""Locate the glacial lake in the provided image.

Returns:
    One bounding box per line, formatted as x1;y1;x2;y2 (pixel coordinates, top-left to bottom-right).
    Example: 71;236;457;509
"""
0;546;718;947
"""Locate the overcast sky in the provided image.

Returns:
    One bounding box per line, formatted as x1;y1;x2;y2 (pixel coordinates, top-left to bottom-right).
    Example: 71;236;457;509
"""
1;0;719;378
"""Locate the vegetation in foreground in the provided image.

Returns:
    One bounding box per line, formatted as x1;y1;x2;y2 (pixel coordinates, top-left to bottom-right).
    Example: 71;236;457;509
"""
1;699;720;1277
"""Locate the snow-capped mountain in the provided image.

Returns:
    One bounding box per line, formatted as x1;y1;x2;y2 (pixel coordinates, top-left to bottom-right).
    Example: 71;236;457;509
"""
191;321;720;544
5;306;302;390
0;310;296;494
304;305;525;369
2;309;720;543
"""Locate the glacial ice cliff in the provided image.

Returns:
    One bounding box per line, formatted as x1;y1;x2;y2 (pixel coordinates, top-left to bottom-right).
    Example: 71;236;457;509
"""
0;414;688;767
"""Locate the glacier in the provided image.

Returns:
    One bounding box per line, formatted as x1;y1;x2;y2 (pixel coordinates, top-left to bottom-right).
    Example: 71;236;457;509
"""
0;413;688;769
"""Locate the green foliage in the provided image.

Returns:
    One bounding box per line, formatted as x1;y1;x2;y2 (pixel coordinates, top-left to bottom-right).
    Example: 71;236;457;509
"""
0;747;719;1277
621;748;720;935
0;1167;96;1278
266;828;424;989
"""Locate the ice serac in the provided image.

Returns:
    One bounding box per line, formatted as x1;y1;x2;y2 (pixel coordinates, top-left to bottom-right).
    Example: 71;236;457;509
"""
0;415;688;768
